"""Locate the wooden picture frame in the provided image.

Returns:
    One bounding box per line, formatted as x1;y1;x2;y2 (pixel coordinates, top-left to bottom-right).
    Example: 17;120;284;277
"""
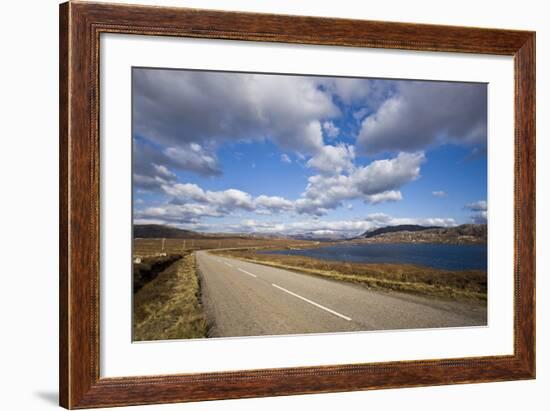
59;1;535;408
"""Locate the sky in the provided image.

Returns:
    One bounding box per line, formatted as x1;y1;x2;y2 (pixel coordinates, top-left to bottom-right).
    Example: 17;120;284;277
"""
132;68;488;238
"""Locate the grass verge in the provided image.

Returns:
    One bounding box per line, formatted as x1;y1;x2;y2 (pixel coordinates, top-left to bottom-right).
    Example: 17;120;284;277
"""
133;254;182;293
215;250;487;302
133;251;207;341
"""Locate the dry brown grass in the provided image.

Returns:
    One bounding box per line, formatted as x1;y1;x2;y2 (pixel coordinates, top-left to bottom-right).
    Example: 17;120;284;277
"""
133;254;181;293
133;251;207;341
133;237;319;257
215;250;487;302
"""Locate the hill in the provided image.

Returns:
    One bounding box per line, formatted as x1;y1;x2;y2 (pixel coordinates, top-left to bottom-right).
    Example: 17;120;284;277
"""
355;224;487;244
289;231;351;242
134;224;206;239
133;224;289;241
360;224;442;239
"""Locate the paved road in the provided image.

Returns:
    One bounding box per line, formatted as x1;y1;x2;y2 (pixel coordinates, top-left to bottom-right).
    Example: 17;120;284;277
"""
196;251;487;338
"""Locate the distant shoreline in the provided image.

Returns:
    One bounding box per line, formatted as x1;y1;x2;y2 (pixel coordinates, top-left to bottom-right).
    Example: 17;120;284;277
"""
133;223;487;245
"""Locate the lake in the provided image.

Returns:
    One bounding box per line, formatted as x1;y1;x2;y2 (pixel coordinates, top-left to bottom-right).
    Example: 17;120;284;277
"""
261;243;487;271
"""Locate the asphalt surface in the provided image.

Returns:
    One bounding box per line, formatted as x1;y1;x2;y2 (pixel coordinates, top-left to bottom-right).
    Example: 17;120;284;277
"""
196;251;487;338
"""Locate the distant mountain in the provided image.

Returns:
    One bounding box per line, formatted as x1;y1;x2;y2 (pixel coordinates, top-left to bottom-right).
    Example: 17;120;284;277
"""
134;223;487;244
355;224;487;244
439;224;487;238
247;232;290;239
133;224;205;239
134;224;289;240
360;224;442;239
289;231;350;242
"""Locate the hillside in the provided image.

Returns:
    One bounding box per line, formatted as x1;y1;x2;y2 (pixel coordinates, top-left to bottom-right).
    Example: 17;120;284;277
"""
360;224;442;239
355;224;487;244
133;224;288;241
289;231;351;242
134;224;206;239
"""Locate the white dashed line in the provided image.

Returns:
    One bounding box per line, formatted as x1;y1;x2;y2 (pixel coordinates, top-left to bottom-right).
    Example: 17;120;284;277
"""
271;283;352;321
224;262;233;268
238;268;257;278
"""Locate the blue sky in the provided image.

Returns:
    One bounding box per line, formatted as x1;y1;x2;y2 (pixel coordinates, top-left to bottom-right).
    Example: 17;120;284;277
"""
132;68;487;237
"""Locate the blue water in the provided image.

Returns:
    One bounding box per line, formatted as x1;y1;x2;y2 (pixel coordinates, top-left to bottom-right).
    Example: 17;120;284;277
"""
262;243;487;271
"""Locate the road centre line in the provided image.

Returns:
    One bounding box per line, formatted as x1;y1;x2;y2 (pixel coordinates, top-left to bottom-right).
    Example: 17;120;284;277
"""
238;268;257;278
219;256;350;321
271;283;352;321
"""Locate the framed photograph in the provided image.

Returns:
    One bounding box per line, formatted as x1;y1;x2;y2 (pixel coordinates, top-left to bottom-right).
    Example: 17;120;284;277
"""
59;1;535;408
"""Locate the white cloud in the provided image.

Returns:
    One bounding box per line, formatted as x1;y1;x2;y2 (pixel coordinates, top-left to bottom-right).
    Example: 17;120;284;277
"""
297;152;424;215
206;213;456;236
133;139;179;190
254;195;294;213
319;78;372;104
353;107;370;122
132;70;413;182
471;211;488;224
162;183;254;212
162;182;297;217
280;153;291;163
465;200;487;211
209;189;255;211
432;190;447;197
364;213;393;224
365;190;403;204
164;143;220;176
135;203;223;224
152;164;176;180
156;152;425;219
134;69;340;158
161;183;293;217
135;208;457;237
295;174;354;216
351;152;425;195
133;174;173;191
464;200;487;224
357;81;487;154
306;144;355;175
162;183;207;202
132;140;219;191
322;121;340;138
